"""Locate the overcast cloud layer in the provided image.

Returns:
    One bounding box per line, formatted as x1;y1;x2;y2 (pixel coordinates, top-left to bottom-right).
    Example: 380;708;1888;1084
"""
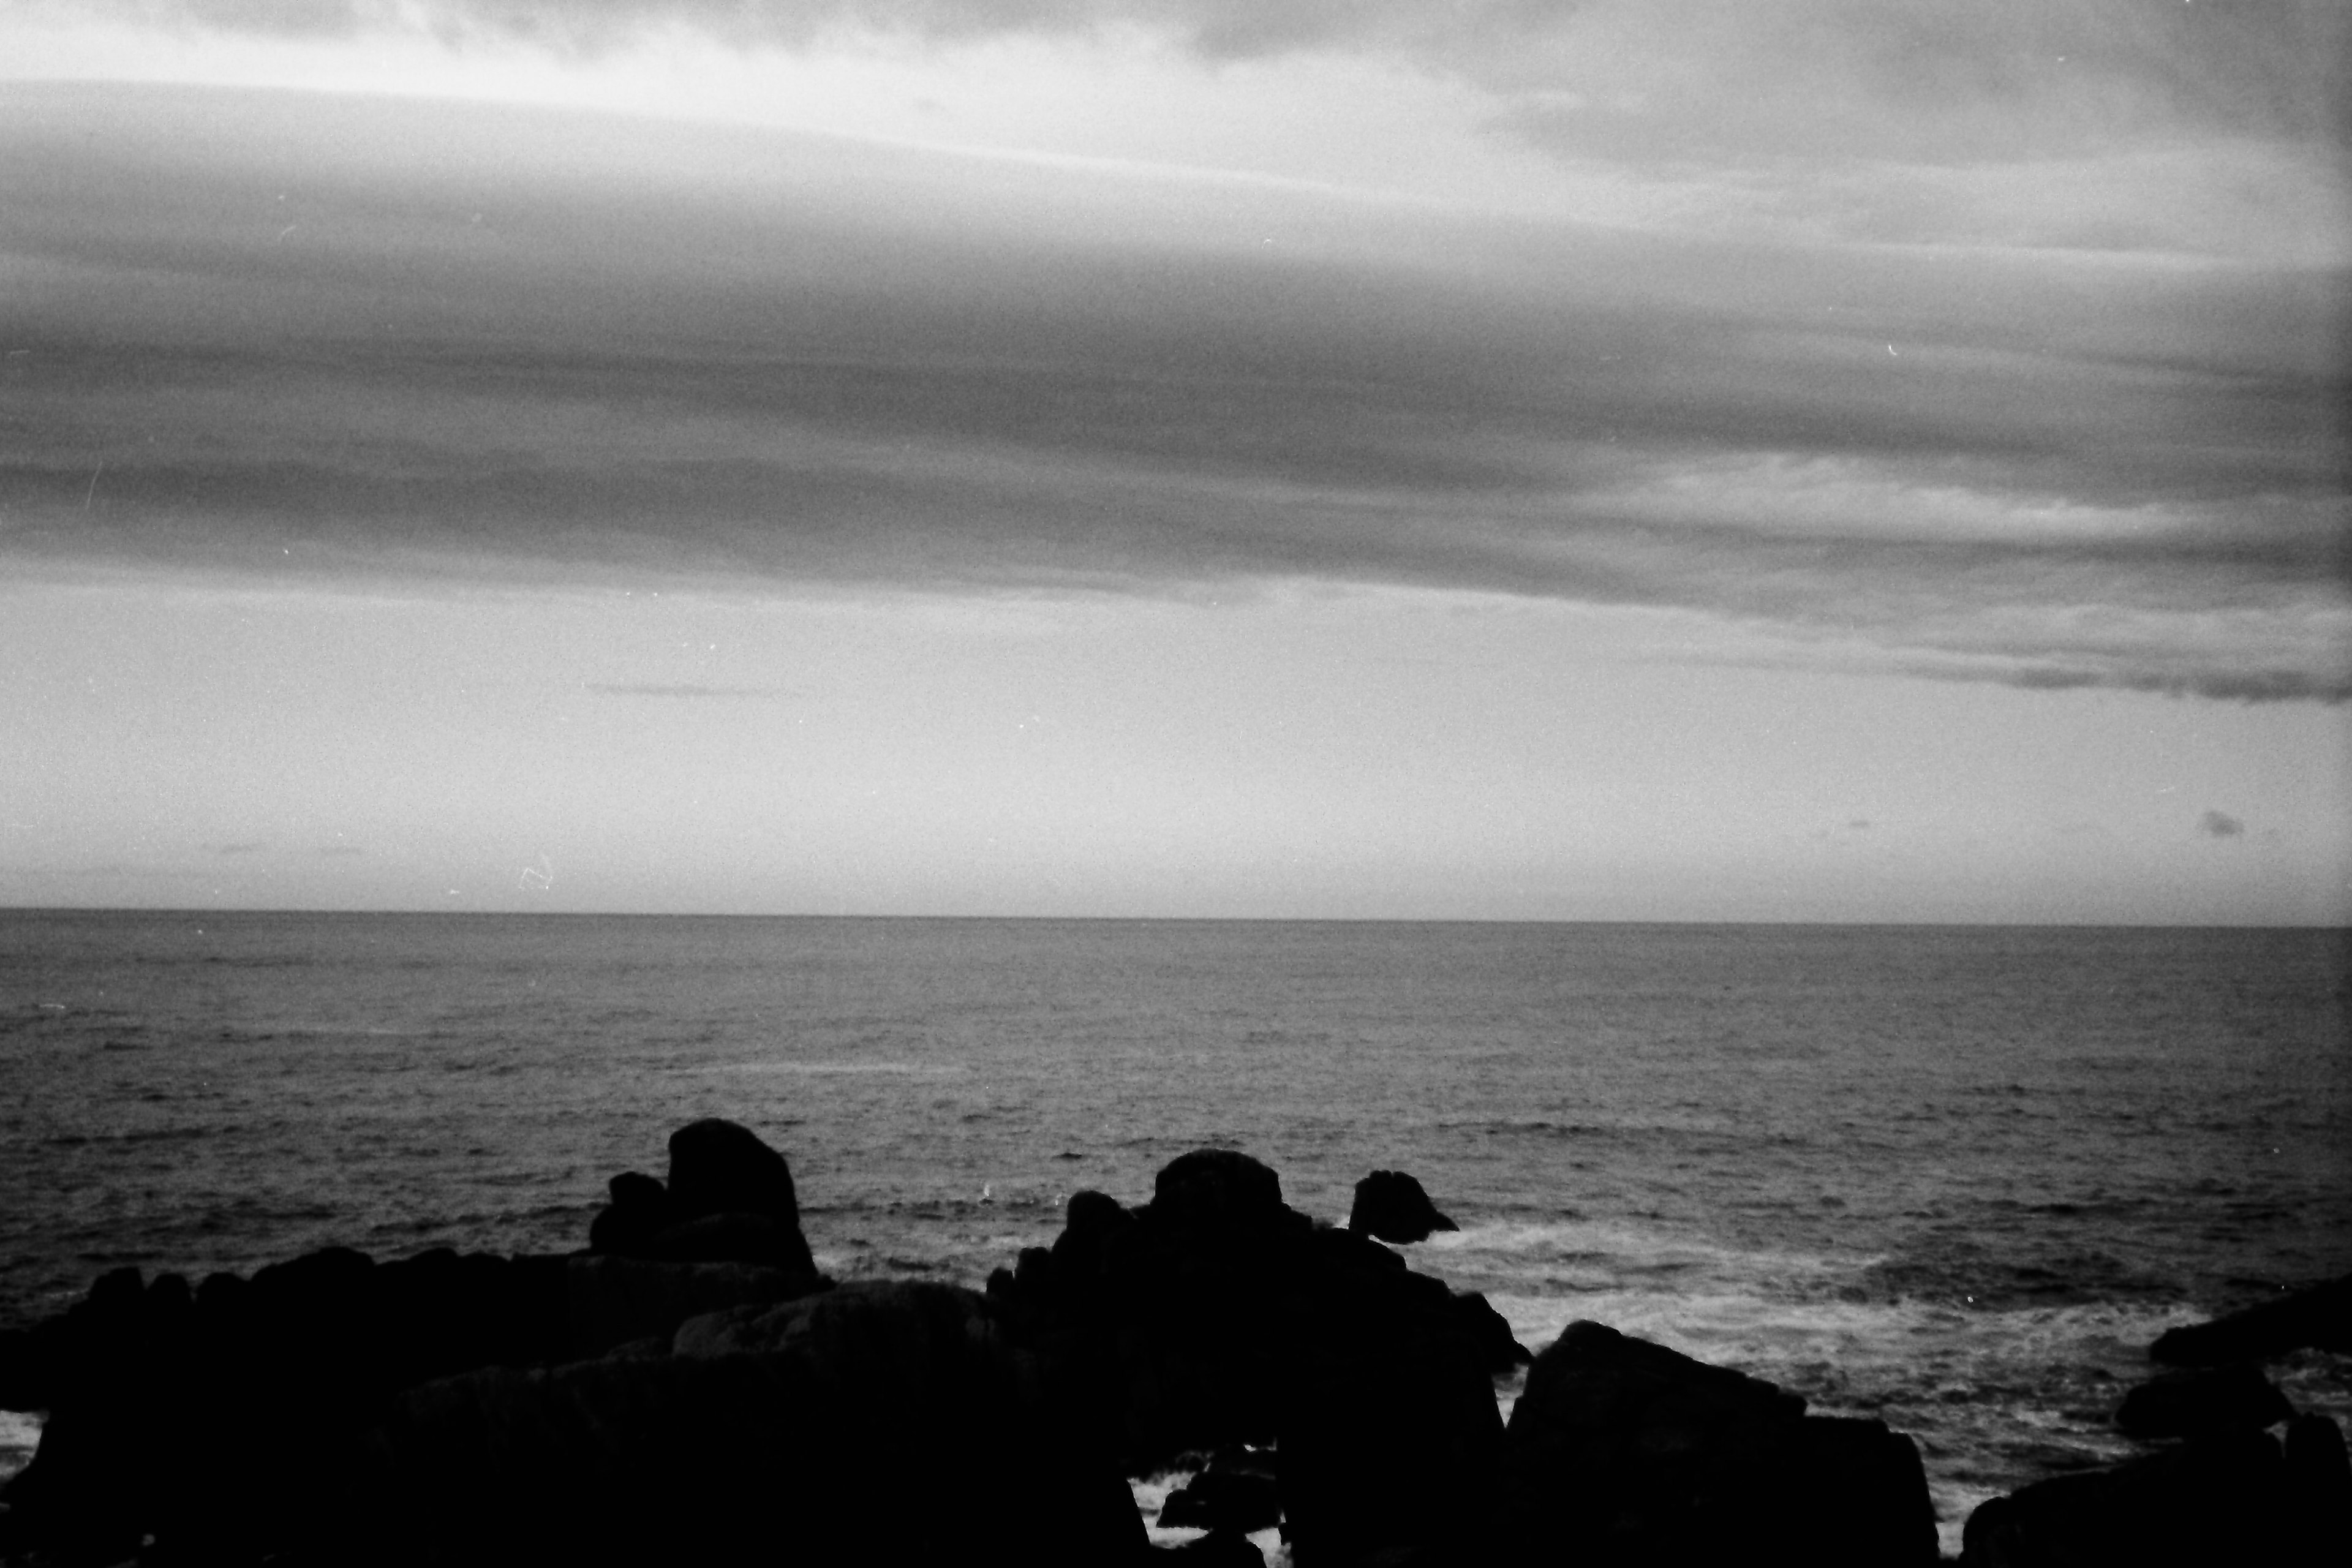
3;0;2346;703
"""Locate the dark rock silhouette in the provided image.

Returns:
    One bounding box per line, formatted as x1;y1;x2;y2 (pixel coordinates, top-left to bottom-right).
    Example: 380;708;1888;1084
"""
585;1118;821;1276
2282;1413;2352;1558
987;1148;1518;1565
2149;1272;2352;1366
1503;1320;1937;1566
0;1123;834;1564
2115;1362;2294;1439
1959;1427;2290;1566
562;1252;827;1359
1348;1168;1459;1243
355;1279;1144;1566
1158;1452;1281;1533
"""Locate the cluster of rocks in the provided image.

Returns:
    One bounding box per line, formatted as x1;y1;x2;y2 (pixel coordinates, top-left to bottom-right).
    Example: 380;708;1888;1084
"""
1961;1277;2352;1566
0;1120;2345;1567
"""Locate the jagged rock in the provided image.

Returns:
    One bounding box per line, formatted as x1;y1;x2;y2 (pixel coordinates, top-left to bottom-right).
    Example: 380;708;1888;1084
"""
563;1253;825;1359
2115;1362;2294;1439
585;1120;820;1275
2149;1273;2352;1366
1152;1148;1286;1227
1447;1287;1533;1373
586;1169;671;1254
1348;1169;1459;1244
990;1149;1507;1567
353;1280;1145;1566
1960;1427;2288;1566
1504;1321;1936;1566
1158;1454;1281;1533
2283;1415;2352;1558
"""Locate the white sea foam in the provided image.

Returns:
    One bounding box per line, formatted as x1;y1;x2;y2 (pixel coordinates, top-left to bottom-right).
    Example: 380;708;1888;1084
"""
687;1061;968;1076
0;1409;40;1484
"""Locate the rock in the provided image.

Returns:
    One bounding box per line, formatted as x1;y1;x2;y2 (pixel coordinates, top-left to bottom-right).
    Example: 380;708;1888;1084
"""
667;1118;802;1227
1158;1456;1281;1534
586;1170;671;1254
1446;1287;1532;1374
2283;1414;2352;1558
1348;1170;1459;1244
586;1120;821;1275
353;1280;1147;1566
1151;1148;1286;1228
2149;1272;2352;1366
1960;1427;2287;1566
994;1150;1507;1567
1504;1321;1936;1566
563;1253;825;1359
2115;1362;2294;1439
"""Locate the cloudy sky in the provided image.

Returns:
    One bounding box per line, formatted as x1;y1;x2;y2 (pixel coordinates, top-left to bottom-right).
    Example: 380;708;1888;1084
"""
3;1;2346;921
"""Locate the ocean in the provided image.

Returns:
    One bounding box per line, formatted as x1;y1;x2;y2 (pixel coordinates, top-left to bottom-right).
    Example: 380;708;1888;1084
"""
3;911;2348;1556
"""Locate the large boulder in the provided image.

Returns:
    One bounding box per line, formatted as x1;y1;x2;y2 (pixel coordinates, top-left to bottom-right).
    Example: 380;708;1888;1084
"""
2149;1272;2352;1366
1503;1321;1937;1567
2115;1362;2294;1440
350;1280;1145;1567
1960;1427;2289;1566
2282;1414;2352;1559
586;1119;821;1276
986;1150;1517;1567
1348;1169;1459;1243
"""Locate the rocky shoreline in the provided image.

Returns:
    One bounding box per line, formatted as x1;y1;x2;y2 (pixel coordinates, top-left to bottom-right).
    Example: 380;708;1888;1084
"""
2;1120;2345;1566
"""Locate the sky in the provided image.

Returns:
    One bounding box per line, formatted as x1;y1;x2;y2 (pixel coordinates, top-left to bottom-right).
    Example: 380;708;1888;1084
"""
2;1;2347;922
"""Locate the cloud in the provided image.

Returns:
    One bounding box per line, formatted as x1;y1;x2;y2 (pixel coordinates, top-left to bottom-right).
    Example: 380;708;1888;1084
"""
587;683;792;698
37;2;2347;164
2199;809;2246;839
1;83;2343;704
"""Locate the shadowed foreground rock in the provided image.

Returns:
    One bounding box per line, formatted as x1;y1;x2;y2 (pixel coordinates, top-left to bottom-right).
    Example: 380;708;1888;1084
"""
352;1280;1145;1567
989;1151;1526;1564
0;1121;831;1564
1959;1428;2292;1566
1502;1320;1937;1567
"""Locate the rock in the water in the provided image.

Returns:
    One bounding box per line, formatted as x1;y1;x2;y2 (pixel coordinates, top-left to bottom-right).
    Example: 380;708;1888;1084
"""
2149;1272;2352;1366
586;1120;821;1275
1960;1427;2288;1566
667;1118;801;1225
1348;1169;1458;1244
1504;1321;1936;1567
2115;1362;2294;1439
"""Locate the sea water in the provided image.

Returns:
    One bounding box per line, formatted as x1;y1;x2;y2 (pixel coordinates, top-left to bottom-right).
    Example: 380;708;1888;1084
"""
4;913;2348;1556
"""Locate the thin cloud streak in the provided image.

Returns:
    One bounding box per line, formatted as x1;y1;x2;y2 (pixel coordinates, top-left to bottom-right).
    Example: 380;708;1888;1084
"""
1;81;2344;704
586;683;793;698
